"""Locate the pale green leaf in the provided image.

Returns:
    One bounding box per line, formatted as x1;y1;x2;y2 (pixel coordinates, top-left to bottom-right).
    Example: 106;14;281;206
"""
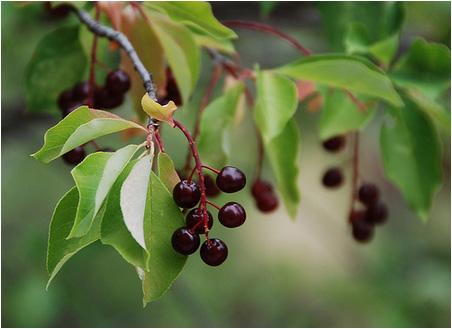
267;120;301;219
141;172;186;306
198;82;245;168
157;152;181;192
391;38;451;100
32;106;146;163
101;159;147;269
254;70;298;144
145;2;237;40
319;88;376;140
25;25;87;113
275;54;403;107
380;96;442;221
68;144;143;238
141;94;177;125
47;187;104;288
147;10;201;104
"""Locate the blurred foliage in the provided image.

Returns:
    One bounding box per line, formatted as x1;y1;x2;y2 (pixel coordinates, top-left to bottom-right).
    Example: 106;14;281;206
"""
2;2;450;327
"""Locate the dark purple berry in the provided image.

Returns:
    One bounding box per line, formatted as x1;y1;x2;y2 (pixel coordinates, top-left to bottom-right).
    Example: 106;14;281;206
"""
255;193;279;213
366;202;388;225
160;68;182;106
62;101;83;117
218;202;246;228
106;69;131;94
358;183;380;206
173;180;201;208
171;227;200;255
94;87;124;110
216;166;246;193
186;208;213;234
204;174;221;197
44;2;71;18
200;238;228;266
57;89;74;111
73;81;90;102
322;167;343;188
251;179;273;198
348;209;366;223
351;220;374;243
62;146;86;165
322;135;346;152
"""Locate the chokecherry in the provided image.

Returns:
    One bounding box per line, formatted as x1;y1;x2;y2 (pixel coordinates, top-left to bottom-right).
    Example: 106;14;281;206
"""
94;87;124;109
358;183;379;206
186;208;213;234
200;238;228;266
62;146;86;165
218;202;246;228
57;89;74;111
173;180;201;208
106;69;131;94
171;227;200;255
73;81;90;101
322;135;346;152
366;202;388;225
204;174;221;197
256;193;279;213
322;167;343;188
251;179;273;198
351;219;374;243
216;166;246;193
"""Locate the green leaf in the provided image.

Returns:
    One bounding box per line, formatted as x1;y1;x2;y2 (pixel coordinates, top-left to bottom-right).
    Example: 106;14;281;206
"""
380;96;442;221
266;120;300;218
260;1;278;18
319;88;376;140
193;33;236;55
101;159;147;269
47;187;104;288
32;106;146;163
391;38;451;100
141;172;186;306
198;82;245;168
275;54;403;107
145;2;237;40
157;152;181;192
25;25;87;113
147;10;201;104
68;144;143;238
254;70;298;144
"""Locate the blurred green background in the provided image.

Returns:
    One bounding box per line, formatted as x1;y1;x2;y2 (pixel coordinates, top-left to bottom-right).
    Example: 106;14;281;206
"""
2;2;450;327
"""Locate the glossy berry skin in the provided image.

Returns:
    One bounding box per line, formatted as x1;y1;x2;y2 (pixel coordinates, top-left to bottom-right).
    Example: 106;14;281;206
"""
322;167;343;188
322;135;346;152
62;146;86;165
219;202;246;228
172;227;200;255
106;69;131;94
186;208;213;234
358;183;380;206
216;166;246;193
256;193;279;213
251;179;273;198
204;174;221;197
173;180;201;208
366;202;388;225
57;89;74;111
200;238;228;266
351;220;374;243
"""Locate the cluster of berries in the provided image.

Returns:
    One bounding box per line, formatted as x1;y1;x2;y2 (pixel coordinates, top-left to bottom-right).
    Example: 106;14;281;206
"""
57;70;129;165
349;183;388;242
321;135;346;188
251;179;279;213
171;166;246;266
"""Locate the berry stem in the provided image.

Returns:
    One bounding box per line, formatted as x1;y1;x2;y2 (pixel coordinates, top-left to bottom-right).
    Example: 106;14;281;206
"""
202;164;220;174
206;200;221;210
173;120;209;238
222;20;312;56
187;166;197;182
87;3;100;108
349;133;360;213
154;128;165;152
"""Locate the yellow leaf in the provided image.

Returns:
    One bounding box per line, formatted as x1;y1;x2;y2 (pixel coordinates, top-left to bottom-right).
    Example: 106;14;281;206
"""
141;94;177;126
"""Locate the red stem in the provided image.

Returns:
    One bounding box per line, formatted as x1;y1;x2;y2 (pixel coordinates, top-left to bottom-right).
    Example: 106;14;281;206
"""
154;129;165;152
349;133;360;213
87;3;100;108
222;20;312;57
202;164;220;174
174;120;209;237
206;200;221;210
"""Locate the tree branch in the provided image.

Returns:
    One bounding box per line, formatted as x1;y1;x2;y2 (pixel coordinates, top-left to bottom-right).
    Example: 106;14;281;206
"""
72;7;158;107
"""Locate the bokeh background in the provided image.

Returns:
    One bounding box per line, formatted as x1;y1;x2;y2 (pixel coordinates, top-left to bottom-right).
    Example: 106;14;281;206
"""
2;2;450;327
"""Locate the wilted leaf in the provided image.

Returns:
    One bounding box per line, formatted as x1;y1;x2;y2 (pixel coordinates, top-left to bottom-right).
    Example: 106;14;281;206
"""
141;94;177;125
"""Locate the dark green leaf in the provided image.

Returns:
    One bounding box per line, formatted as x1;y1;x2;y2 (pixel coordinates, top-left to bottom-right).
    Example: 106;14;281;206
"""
380;96;442;221
198;82;245;168
25;25;87;113
267;120;301;218
32;106;146;163
275;54;403;107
